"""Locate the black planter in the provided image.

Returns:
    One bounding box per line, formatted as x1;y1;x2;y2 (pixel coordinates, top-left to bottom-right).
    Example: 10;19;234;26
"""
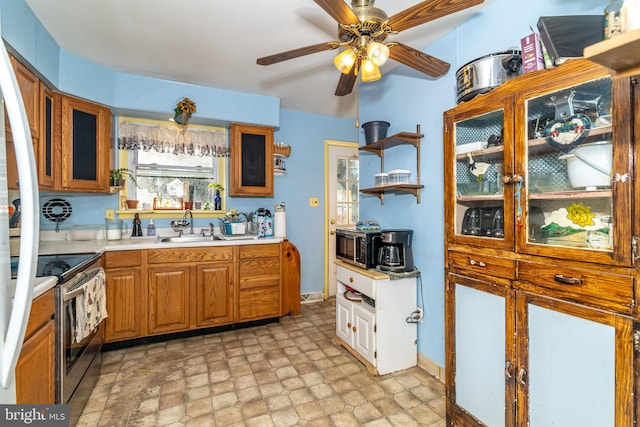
362;121;390;144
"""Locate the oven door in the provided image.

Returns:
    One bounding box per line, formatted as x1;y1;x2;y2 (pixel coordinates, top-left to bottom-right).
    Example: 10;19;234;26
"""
59;264;105;405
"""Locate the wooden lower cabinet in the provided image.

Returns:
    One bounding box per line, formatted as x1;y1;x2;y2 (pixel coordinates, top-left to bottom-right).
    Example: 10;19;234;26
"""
104;251;145;341
195;262;234;327
148;266;190;334
446;271;634;426
16;288;55;404
238;244;281;321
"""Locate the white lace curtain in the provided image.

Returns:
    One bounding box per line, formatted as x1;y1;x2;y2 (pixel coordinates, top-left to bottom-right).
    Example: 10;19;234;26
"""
118;120;228;157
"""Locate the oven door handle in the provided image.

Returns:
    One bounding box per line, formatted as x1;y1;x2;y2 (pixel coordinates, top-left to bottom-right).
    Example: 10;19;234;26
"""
63;268;103;302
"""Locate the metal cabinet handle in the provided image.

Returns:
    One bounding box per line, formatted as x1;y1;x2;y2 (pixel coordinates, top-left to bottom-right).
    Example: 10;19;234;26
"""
553;274;582;285
469;259;487;267
349;277;354;283
352;326;357;332
504;361;514;379
347;322;351;329
517;368;527;386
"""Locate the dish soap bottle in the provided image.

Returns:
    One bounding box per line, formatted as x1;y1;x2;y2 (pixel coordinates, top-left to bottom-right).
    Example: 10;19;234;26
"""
604;0;624;39
147;218;156;236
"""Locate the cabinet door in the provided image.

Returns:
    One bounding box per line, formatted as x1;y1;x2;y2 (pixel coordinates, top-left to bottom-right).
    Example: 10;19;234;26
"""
60;95;111;192
7;56;39;139
352;302;376;366
335;294;353;345
445;272;515;427
516;292;634;427
38;83;58;189
444;96;516;251
15;319;55;404
148;266;190;334
230;123;274;196
517;63;632;266
104;267;144;342
194;262;234;327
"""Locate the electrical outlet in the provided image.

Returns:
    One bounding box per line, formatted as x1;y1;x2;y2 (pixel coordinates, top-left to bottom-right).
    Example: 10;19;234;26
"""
416;307;423;323
309;197;319;207
105;209;115;220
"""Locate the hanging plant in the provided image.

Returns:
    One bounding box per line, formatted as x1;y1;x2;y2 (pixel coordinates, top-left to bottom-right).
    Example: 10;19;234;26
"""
173;97;197;126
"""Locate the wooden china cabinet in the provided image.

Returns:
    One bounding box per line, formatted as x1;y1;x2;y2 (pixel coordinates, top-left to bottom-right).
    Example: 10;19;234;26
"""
444;59;638;426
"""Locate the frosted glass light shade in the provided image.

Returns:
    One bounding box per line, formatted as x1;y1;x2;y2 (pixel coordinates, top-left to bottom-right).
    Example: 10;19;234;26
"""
361;59;381;82
334;49;357;74
367;41;390;66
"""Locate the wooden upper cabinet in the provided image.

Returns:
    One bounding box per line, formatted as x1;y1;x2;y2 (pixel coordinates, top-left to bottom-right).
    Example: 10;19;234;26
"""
230;123;274;196
60;95;111;192
37;82;59;190
6;55;39;140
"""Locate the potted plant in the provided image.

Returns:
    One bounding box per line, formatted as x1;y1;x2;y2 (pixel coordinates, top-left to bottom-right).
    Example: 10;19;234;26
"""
174;97;197;126
110;168;138;187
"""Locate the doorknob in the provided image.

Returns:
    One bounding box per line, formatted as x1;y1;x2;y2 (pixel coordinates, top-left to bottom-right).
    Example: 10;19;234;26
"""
330;230;335;235
330;219;335;224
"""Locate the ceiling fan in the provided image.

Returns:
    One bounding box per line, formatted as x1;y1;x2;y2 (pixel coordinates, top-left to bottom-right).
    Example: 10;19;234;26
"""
257;0;484;96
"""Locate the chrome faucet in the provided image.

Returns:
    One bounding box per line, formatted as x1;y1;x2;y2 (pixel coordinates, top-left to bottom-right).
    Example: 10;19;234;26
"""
183;209;194;235
170;209;194;236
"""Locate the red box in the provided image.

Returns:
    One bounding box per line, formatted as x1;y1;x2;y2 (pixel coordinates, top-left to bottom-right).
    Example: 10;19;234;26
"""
521;32;545;73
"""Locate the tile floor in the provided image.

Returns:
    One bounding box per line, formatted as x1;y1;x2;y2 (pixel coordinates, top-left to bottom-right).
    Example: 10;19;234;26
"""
77;299;446;427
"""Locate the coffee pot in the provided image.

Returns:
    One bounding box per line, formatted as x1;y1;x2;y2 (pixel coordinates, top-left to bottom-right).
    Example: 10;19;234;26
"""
376;229;414;272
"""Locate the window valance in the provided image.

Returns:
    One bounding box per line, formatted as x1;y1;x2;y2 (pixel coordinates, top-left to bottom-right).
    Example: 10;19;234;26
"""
118;120;228;157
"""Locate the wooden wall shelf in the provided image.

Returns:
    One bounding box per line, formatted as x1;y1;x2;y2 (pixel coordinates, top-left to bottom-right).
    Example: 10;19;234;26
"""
584;28;640;77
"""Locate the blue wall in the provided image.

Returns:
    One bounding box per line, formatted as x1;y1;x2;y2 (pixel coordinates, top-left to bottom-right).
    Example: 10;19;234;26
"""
359;0;604;367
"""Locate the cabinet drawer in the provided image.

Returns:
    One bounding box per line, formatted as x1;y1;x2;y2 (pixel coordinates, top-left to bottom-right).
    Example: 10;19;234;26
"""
518;261;634;313
449;250;516;280
239;244;280;259
239;257;280;289
337;265;376;299
24;288;54;340
105;250;141;268
148;247;233;264
238;287;280;320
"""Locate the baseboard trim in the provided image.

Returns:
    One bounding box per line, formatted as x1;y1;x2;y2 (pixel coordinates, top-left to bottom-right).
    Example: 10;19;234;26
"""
417;353;445;383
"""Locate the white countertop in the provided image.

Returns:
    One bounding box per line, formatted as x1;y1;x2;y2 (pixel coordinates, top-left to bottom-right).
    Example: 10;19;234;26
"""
38;235;284;255
11;276;58;300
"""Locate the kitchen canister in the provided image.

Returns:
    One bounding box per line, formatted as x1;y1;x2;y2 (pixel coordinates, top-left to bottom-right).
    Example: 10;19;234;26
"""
105;219;124;241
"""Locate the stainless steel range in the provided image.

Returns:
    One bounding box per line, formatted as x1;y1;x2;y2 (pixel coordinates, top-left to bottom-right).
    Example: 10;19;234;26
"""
12;253;104;426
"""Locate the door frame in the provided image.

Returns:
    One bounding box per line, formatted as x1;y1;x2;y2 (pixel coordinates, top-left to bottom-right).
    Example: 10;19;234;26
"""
324;139;359;299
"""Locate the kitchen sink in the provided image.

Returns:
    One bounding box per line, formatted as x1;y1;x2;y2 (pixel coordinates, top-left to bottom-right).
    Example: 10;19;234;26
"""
156;235;216;243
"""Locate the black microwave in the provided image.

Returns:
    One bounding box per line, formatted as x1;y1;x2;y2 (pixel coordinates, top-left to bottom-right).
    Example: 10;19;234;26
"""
335;228;381;269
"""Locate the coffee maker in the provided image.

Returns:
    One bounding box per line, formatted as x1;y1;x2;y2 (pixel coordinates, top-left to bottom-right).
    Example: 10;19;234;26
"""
376;229;415;272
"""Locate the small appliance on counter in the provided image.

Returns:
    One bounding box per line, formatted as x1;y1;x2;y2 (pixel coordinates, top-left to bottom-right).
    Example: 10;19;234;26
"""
335;227;381;270
376;229;415;273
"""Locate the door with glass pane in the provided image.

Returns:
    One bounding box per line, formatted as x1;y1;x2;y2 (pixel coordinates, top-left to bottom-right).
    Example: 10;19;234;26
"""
327;142;359;296
444;97;516;251
517;73;632;266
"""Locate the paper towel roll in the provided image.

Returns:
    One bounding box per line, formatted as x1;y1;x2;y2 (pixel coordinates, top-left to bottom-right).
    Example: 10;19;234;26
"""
274;211;286;237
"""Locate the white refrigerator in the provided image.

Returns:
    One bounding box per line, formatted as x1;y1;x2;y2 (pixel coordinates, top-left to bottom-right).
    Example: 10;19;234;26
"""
0;34;41;403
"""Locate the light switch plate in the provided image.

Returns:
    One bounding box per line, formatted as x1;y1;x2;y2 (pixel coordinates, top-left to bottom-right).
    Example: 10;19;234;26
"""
105;209;115;220
309;197;319;207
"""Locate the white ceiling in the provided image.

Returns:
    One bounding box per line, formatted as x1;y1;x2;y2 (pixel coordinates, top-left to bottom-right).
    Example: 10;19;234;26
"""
24;0;488;119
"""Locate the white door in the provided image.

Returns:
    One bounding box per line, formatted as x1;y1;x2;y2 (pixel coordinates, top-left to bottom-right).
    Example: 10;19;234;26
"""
326;142;359;297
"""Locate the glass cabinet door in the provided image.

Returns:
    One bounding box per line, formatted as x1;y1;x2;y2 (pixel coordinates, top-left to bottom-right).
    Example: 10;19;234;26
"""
520;75;631;265
446;102;515;250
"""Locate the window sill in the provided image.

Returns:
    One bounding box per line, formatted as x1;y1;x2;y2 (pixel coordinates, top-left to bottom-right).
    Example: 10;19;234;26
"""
116;209;226;219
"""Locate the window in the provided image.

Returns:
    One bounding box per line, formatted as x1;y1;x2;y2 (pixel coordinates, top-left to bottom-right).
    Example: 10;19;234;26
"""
118;118;227;210
336;157;359;224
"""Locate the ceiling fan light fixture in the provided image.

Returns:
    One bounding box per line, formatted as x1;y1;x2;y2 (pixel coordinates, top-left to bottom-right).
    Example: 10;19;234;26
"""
361;59;381;82
334;48;357;74
367;41;389;66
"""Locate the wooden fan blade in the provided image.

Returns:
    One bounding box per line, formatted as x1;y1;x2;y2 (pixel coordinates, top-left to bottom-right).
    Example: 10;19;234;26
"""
388;0;484;33
314;0;359;25
257;42;337;66
335;68;358;96
390;43;450;77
